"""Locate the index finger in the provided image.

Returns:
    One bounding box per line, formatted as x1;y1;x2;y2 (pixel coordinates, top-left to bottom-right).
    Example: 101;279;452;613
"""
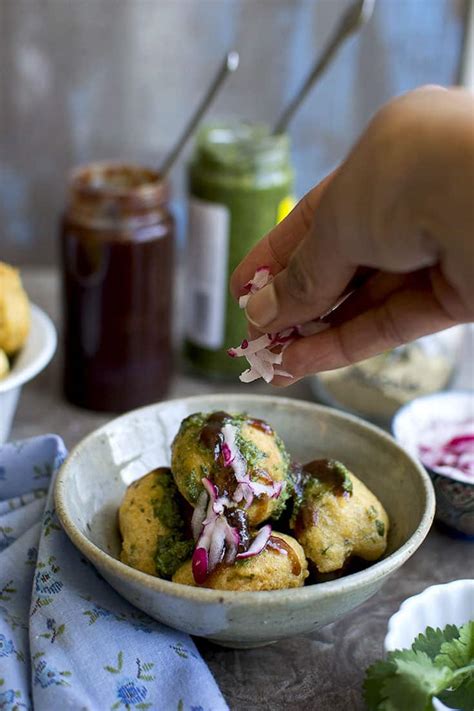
229;171;337;299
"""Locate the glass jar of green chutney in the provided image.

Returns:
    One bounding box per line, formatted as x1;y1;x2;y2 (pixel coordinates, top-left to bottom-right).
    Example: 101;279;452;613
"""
184;122;294;378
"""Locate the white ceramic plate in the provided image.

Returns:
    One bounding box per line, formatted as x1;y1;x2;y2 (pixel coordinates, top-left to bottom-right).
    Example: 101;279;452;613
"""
0;304;57;442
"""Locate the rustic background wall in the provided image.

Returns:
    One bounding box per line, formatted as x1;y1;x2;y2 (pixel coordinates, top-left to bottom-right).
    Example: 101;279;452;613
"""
0;0;468;266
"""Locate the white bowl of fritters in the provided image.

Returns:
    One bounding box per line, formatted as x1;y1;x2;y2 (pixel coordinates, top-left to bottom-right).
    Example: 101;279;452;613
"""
55;394;435;648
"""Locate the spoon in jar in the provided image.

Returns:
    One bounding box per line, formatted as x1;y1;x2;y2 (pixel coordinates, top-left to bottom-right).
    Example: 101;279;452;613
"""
273;0;376;134
160;50;240;176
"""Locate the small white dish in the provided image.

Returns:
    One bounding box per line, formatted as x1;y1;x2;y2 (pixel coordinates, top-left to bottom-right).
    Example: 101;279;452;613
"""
385;579;474;711
385;579;474;652
0;304;57;443
392;391;474;486
392;391;474;537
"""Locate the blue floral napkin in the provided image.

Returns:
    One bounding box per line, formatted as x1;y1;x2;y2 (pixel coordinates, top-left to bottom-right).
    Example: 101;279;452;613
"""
0;435;228;711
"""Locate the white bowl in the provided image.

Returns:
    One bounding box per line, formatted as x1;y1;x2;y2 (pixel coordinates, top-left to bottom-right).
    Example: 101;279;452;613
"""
0;303;57;443
385;579;474;711
392;391;474;536
55;394;435;648
392;391;474;486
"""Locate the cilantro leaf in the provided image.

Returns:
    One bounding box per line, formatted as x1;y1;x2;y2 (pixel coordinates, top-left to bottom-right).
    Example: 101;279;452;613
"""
364;650;453;711
381;650;453;711
363;622;474;711
412;625;460;661
434;621;474;673
435;622;474;711
363;659;397;708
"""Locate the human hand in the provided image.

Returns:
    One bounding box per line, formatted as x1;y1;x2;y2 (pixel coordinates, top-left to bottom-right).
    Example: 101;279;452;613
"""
230;87;474;385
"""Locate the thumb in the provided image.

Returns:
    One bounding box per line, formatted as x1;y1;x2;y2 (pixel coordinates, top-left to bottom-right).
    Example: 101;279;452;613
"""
245;222;355;333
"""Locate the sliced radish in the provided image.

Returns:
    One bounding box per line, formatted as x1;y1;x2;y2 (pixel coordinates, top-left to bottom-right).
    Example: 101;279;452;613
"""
239;368;262;384
191;416;285;583
192;547;209;585
233;481;254;509
228;334;272;359
221;423;248;484
236;525;272;559
238;266;272;308
191;489;208;541
208;516;227;570
223;523;240;562
250;479;283;499
229;267;333;384
221;442;233;466
202;477;218;502
212;495;233;515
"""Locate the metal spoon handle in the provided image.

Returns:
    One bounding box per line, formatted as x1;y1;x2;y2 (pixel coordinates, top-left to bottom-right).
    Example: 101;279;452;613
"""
160;51;240;177
273;0;375;134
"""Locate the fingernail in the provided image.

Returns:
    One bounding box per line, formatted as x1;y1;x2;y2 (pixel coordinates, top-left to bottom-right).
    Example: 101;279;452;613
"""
246;283;278;328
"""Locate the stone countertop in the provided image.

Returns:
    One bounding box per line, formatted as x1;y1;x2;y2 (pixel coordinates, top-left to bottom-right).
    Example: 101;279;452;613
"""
11;269;474;711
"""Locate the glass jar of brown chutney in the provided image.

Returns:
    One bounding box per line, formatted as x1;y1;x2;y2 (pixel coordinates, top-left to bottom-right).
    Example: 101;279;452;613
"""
60;162;174;412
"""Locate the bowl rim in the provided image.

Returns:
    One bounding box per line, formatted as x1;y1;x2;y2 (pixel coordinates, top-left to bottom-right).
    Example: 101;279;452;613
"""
0;303;57;393
384;578;474;652
55;393;436;605
392;389;474;430
392;390;474;487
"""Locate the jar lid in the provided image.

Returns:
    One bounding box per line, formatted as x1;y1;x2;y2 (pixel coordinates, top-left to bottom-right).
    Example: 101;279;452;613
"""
192;122;290;175
70;161;169;206
67;162;170;227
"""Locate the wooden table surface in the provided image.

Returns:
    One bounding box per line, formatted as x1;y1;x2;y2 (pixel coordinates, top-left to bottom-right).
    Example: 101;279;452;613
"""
12;269;474;711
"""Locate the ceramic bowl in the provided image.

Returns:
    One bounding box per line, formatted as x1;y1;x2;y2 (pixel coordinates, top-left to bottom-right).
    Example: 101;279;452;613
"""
0;304;57;443
310;328;465;426
55;394;435;648
392;391;474;538
385;579;474;711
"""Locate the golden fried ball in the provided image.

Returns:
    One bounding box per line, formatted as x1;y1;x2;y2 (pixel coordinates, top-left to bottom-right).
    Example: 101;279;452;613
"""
172;532;308;591
0;262;30;355
119;467;193;578
292;460;389;574
171;412;289;526
0;349;9;379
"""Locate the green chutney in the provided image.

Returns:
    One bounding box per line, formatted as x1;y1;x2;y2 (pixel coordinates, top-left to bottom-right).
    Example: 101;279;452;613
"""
184;122;294;377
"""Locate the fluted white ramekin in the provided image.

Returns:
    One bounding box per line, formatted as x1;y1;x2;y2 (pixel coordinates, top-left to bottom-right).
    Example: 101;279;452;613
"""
385;580;474;711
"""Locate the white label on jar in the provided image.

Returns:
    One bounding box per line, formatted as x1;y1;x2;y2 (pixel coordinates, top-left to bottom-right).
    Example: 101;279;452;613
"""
186;196;230;349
